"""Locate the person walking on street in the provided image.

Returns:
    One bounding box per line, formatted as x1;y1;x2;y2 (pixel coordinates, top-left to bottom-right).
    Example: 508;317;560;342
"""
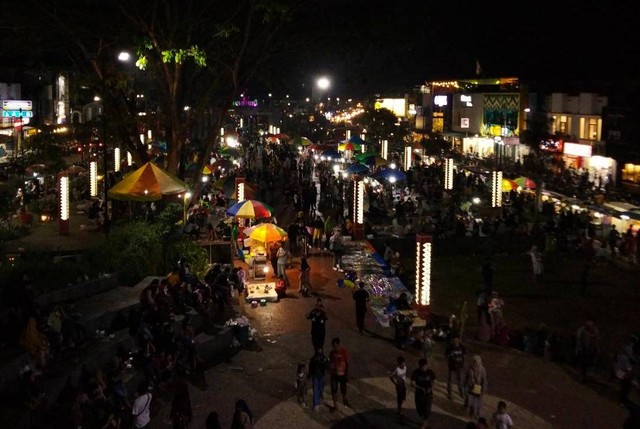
329;229;344;271
294;362;308;407
465;355;488;420
389;355;408;420
615;342;636;407
276;242;289;285
445;335;466;400
491;400;514;429
299;256;311;295
329;337;350;411
609;225;620;256
230;399;253;429
352;281;370;334
308;348;330;411
410;358;436;429
131;381;152;429
307;299;328;351
576;318;601;382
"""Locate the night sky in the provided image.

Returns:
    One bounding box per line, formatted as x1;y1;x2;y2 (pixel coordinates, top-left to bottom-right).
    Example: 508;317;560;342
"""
266;0;640;98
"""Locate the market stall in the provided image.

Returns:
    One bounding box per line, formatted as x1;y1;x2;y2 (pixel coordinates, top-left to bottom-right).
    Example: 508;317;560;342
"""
244;223;288;280
338;240;422;328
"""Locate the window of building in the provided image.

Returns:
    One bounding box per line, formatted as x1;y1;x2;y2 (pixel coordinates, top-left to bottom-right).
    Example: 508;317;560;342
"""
588;118;598;140
558;115;568;134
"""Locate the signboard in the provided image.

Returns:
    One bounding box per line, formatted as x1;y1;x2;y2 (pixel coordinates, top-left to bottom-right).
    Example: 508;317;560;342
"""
461;118;470;129
564;142;592;158
434;95;448;107
2;100;32;111
2;110;33;118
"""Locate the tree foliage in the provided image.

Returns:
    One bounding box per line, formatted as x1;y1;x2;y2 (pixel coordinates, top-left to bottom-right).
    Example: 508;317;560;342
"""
4;0;296;177
351;108;408;146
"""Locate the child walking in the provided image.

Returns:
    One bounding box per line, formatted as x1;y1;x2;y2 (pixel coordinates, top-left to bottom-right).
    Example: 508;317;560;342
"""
491;400;513;429
295;363;308;407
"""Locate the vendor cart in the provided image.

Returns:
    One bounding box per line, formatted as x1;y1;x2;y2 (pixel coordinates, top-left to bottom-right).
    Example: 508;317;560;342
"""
251;254;268;280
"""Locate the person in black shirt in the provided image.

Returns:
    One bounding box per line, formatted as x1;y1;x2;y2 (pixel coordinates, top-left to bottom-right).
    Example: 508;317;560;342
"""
307;299;328;351
445;335;466;400
411;358;436;429
352;282;370;334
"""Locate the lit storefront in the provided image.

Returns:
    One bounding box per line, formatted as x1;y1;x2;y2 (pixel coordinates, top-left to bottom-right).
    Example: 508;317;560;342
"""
563;142;616;185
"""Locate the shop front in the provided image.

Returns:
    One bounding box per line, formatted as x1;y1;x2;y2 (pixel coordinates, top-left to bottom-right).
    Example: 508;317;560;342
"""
562;142;616;186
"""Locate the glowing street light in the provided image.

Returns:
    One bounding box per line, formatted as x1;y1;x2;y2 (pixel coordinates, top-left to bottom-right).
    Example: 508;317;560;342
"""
317;77;330;90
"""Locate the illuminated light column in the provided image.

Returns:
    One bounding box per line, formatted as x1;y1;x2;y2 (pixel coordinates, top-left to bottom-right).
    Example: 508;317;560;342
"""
353;176;365;239
59;174;70;236
220;127;225;137
415;234;432;318
360;134;367;153
147;130;152;140
346;129;351;140
127;152;132;166
404;146;413;171
235;177;246;227
491;170;503;208
90;161;98;197
381;140;388;160
444;158;454;190
114;148;121;172
182;192;192;223
239;118;244;128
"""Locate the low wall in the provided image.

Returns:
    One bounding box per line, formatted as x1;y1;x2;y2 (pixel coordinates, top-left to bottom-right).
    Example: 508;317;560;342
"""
35;272;119;307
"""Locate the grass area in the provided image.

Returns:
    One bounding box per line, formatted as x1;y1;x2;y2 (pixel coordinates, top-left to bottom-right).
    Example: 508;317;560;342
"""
385;233;640;360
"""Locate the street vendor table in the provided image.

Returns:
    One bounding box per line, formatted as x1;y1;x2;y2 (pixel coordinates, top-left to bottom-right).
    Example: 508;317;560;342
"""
245;281;278;302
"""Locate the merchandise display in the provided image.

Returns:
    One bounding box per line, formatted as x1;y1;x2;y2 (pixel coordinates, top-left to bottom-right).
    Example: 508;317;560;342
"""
339;241;416;327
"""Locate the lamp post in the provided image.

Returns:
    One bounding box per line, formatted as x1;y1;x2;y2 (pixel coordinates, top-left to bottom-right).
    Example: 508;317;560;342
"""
99;51;131;235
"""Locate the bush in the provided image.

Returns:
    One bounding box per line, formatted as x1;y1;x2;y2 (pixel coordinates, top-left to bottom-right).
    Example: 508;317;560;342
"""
96;221;164;286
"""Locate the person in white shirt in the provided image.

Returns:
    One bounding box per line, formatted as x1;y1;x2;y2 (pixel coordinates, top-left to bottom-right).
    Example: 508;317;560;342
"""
491;400;513;429
132;382;152;429
389;355;408;419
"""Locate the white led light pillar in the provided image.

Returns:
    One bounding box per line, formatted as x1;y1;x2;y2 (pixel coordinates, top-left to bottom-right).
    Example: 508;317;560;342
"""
353;177;365;239
491;170;503;208
90;161;98;197
415;234;432;308
404;146;413;171
59;174;70;236
444;158;454;190
127;151;133;166
114;148;121;172
381;140;388;160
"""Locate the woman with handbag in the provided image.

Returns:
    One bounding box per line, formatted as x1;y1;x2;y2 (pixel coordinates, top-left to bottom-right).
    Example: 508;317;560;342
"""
464;355;488;419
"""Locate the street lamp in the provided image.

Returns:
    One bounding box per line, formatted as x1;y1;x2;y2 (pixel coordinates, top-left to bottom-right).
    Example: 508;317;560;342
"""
315;76;331;109
99;50;131;235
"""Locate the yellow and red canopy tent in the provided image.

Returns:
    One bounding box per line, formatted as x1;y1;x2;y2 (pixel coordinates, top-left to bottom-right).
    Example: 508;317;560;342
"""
108;161;189;201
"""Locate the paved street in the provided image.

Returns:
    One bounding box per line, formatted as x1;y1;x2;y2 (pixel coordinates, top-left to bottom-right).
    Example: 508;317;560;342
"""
147;250;627;428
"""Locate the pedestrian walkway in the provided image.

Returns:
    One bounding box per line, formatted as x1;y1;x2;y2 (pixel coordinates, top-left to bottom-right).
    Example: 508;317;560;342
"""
254;377;552;428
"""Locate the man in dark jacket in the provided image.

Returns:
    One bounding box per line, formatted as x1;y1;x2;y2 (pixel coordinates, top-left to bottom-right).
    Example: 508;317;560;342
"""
307;299;328;351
